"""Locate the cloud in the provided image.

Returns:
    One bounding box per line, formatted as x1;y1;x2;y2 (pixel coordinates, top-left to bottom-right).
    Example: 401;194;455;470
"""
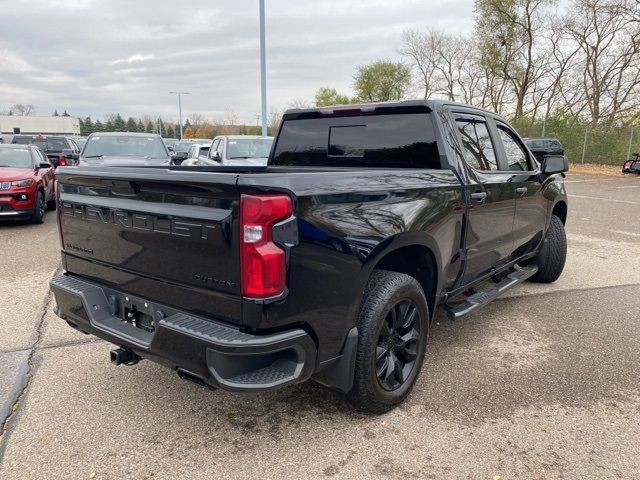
0;0;475;123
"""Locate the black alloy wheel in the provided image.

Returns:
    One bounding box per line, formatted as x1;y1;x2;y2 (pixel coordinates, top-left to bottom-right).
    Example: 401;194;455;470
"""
375;299;421;391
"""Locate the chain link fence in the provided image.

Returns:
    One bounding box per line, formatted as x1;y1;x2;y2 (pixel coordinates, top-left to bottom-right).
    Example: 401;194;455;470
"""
514;120;638;165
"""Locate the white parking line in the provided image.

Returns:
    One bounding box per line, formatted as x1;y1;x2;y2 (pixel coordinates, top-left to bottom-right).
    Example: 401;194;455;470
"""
616;184;640;189
566;178;619;183
611;230;640;238
570;194;640;205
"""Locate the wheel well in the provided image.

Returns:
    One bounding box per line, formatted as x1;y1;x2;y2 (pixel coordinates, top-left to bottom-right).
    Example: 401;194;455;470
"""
373;245;437;316
552;201;567;224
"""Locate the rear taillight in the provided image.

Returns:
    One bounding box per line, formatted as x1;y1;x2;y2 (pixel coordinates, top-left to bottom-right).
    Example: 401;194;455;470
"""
240;194;293;298
624;161;633;169
58;156;67;166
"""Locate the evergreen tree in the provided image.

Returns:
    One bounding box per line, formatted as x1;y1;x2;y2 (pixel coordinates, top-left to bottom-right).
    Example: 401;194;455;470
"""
78;118;85;135
183;119;191;132
165;125;175;138
62;110;70;117
83;116;94;135
53;109;60;116
145;121;154;133
113;114;126;132
125;117;137;132
104;120;114;131
94;120;104;132
157;118;164;136
136;119;144;132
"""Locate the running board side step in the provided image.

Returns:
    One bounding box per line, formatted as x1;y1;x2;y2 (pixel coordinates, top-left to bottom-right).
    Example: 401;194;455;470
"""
445;265;538;320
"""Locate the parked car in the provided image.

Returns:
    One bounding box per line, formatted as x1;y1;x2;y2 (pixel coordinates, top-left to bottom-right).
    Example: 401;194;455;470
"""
201;135;273;166
171;141;192;162
524;137;564;162
164;138;179;151
50;100;568;412
65;132;177;166
186;143;210;161
622;153;640;174
71;137;87;151
0;144;55;223
11;134;78;166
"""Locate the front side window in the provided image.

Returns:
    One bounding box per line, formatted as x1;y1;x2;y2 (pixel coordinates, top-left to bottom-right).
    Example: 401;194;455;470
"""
497;126;531;172
455;119;498;171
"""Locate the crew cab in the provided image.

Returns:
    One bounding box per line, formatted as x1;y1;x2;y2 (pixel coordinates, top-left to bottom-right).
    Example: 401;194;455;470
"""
50;100;569;412
0;144;55;223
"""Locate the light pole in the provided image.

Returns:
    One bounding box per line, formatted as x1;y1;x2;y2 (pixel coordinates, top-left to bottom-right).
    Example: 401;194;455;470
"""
169;91;190;139
259;0;267;137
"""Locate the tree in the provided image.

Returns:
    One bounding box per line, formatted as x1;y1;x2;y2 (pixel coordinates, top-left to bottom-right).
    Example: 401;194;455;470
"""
562;0;640;125
136;119;144;132
113;114;126;132
11;104;35;115
62;110;70;117
52;109;60;116
289;98;314;109
165;125;175;138
145;121;154;133
268;108;283;135
183;126;195;138
475;0;558;120
314;87;352;107
353;61;412;102
83;117;94;136
78;118;84;134
194;124;216;139
125;117;137;132
104;120;114;131
94;120;104;132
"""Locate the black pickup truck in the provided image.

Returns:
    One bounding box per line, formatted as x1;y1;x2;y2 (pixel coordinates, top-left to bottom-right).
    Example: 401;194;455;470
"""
50;101;568;412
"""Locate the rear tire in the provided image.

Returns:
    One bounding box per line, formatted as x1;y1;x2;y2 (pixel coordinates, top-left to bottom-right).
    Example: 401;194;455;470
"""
348;270;429;413
46;197;56;210
530;215;566;283
30;191;45;224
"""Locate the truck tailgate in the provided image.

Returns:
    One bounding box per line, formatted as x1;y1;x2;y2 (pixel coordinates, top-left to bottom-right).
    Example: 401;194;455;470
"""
56;167;242;323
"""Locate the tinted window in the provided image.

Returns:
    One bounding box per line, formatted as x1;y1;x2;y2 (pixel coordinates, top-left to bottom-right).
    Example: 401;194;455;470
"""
497;126;531;171
272;113;440;168
11;136;67;151
455;119;498;171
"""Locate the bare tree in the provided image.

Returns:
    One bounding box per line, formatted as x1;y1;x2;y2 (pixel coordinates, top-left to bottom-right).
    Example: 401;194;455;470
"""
10;104;35;116
289;98;314;109
563;0;640;125
399;29;440;99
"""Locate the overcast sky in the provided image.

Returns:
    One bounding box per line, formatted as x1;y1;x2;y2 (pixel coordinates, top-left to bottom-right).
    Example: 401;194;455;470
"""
0;0;475;124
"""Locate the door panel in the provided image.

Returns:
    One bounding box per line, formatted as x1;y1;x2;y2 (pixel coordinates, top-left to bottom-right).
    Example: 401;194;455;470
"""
454;115;516;282
495;124;547;256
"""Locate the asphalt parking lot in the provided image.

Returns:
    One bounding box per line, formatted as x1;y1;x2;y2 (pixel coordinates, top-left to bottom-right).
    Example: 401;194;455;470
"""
1;170;639;479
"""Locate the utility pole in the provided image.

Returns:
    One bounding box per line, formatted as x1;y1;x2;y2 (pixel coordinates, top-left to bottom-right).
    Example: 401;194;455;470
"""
259;0;268;137
169;91;190;139
581;127;588;164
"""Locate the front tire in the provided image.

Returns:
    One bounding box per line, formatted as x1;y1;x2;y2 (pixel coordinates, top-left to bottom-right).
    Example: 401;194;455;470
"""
30;191;45;224
530;215;567;283
348;270;429;413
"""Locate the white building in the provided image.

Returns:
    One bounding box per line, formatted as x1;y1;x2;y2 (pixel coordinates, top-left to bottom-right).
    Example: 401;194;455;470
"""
0;115;80;136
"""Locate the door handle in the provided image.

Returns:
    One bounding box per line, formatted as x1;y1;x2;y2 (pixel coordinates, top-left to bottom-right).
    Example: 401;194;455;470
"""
470;192;487;203
515;187;527;196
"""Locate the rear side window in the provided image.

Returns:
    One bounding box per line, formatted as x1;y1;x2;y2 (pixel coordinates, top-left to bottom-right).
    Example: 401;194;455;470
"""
497;126;532;172
272;113;441;168
455;119;498;171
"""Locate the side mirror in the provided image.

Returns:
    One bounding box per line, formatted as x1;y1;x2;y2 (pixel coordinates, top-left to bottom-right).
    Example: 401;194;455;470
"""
38;162;52;169
210;151;221;162
167;146;174;152
541;155;569;175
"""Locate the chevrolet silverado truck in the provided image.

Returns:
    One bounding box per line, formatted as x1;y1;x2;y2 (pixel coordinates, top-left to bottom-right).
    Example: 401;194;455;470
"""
49;100;569;412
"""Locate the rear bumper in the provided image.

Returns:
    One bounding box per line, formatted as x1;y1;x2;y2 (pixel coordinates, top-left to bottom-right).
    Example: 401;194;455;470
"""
50;274;317;391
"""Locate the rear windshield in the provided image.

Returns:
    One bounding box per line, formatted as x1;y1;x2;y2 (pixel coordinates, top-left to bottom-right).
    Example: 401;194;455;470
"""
12;136;67;151
272;113;440;168
83;135;168;159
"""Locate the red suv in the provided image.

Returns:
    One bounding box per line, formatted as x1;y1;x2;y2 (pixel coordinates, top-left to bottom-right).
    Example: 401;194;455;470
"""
0;144;56;223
